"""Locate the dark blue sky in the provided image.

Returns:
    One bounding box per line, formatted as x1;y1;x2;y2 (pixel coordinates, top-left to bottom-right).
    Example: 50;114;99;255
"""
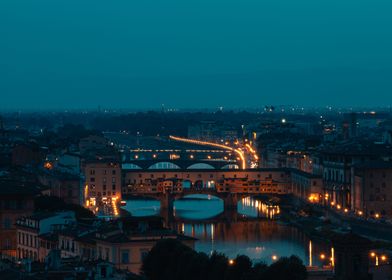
1;0;392;110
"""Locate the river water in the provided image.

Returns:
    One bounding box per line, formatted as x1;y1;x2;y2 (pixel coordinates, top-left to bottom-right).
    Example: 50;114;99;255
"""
122;195;331;266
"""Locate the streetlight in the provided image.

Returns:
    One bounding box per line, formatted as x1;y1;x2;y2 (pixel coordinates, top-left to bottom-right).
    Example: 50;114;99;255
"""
272;255;278;261
370;252;388;266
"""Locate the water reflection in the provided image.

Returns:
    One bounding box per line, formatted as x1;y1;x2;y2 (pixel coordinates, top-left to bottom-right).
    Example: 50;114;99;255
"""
173;220;329;266
240;197;280;219
123;195;330;266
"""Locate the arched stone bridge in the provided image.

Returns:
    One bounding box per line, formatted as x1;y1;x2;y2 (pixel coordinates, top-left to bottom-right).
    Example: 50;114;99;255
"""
123;159;239;170
124;188;250;213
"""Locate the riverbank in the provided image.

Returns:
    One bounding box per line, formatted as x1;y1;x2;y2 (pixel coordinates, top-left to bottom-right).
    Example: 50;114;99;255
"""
279;199;392;249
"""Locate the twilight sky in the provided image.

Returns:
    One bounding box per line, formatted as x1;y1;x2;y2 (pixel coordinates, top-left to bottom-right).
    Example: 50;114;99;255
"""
1;0;392;110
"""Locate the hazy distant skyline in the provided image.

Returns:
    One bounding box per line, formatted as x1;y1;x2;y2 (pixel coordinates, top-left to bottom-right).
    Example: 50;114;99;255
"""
1;0;392;110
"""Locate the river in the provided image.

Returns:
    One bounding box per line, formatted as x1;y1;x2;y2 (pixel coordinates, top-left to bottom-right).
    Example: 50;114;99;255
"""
122;195;331;266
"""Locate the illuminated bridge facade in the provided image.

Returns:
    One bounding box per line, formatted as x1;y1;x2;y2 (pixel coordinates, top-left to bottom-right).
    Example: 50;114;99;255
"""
122;168;293;210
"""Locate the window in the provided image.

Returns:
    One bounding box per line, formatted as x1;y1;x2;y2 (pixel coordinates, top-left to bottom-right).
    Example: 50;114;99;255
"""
90;170;95;175
90;177;95;182
112;178;116;183
121;250;129;264
112;170;116;175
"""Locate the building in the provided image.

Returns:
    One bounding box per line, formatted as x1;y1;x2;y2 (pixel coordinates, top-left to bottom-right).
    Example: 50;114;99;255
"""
79;135;109;154
11;142;44;167
19;217;195;275
122;168;292;196
16;211;76;261
321;142;392;210
188;121;238;141
38;168;83;205
84;160;122;210
353;161;392;218
0;181;40;259
56;152;82;175
291;169;323;203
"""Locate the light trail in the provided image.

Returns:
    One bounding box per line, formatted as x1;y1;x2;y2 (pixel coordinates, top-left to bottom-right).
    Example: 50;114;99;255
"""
169;135;246;169
245;143;260;161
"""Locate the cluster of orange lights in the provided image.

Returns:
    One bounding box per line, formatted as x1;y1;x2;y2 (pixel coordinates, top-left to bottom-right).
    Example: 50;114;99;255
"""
329;201;380;218
308;194;319;203
44;162;53;170
370;252;388;266
245;143;259;161
315;247;335;267
111;196;119;216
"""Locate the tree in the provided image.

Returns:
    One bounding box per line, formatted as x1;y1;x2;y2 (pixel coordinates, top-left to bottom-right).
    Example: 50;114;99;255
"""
141;239;196;280
142;240;308;280
226;255;253;280
207;252;229;280
263;256;307;280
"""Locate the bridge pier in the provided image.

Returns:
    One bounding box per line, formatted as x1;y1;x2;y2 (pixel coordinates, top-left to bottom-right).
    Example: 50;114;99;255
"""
223;193;239;210
160;193;174;227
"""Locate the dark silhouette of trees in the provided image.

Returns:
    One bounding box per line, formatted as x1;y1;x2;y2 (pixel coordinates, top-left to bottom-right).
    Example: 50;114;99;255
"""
142;239;307;280
263;256;307;280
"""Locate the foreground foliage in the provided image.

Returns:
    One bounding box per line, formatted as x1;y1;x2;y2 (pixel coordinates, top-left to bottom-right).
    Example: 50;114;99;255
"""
142;239;307;280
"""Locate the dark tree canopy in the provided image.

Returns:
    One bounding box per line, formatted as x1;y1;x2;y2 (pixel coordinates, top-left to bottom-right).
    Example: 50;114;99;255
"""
142;239;307;280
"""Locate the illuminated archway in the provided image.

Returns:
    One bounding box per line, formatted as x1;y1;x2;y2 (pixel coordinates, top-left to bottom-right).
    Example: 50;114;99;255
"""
148;162;181;170
122;163;142;170
187;163;215;169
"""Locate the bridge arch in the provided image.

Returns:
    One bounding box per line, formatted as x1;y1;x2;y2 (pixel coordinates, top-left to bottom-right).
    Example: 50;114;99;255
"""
187;163;215;169
122;163;143;170
148;162;181;170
